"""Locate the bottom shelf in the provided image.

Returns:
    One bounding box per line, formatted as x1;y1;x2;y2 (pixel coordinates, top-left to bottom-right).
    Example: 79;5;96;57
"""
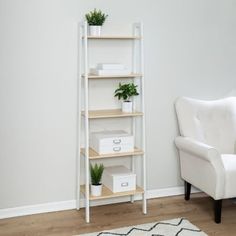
80;185;144;201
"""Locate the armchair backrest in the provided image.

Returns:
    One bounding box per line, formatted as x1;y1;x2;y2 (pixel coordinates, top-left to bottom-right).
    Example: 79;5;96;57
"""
175;97;236;154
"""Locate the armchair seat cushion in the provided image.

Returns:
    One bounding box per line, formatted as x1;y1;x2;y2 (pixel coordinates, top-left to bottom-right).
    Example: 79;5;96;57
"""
221;154;236;198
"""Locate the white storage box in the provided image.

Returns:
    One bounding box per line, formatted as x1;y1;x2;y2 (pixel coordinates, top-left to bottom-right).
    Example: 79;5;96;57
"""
90;130;134;154
90;68;130;76
102;165;136;193
97;63;125;70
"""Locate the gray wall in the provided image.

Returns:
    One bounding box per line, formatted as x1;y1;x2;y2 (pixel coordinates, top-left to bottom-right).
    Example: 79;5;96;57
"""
0;0;236;209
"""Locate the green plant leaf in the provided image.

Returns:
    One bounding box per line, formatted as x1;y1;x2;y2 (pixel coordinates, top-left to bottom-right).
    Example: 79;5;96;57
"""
114;83;139;101
90;163;104;185
85;9;108;26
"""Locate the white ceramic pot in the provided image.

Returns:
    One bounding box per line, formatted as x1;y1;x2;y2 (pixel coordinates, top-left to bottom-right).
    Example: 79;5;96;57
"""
122;101;133;113
89;25;101;36
91;184;102;196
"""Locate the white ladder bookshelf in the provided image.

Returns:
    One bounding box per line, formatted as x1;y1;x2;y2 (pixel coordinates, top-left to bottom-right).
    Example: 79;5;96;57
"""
77;21;147;223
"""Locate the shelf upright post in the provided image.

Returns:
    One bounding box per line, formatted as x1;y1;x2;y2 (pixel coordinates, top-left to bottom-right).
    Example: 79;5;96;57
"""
140;22;147;214
130;23;139;203
83;21;90;223
76;22;83;210
134;22;147;214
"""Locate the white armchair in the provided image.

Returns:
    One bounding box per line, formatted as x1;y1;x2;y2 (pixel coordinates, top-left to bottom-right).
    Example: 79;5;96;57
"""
175;97;236;223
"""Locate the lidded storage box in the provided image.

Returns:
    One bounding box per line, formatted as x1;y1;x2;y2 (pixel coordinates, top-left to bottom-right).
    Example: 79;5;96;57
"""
90;130;134;154
102;165;136;193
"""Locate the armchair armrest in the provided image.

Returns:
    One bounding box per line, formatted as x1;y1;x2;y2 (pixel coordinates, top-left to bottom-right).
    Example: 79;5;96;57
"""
175;136;220;163
175;136;225;199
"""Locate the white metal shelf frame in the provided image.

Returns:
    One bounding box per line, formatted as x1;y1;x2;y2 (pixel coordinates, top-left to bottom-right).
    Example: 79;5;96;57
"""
77;21;147;223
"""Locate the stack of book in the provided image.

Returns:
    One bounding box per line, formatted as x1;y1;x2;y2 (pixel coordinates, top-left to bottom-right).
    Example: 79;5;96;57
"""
90;63;130;76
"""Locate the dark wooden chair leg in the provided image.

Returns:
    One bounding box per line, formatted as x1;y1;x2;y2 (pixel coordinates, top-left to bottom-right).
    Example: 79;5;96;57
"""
184;181;191;200
214;200;222;224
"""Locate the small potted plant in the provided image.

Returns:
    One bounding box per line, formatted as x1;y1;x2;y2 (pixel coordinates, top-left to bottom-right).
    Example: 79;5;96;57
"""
114;83;139;113
90;163;104;196
85;9;108;36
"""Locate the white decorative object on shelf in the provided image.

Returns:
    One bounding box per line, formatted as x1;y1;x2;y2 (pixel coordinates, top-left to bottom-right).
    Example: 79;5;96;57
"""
90;184;102;196
102;165;136;193
97;63;125;70
122;101;133;113
90;63;129;76
90;68;130;76
90;130;134;154
89;25;101;36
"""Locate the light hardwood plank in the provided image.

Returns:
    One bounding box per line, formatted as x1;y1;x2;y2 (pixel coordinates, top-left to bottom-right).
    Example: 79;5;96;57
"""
82;73;142;79
81;109;143;119
81;147;144;159
84;36;141;40
80;185;144;200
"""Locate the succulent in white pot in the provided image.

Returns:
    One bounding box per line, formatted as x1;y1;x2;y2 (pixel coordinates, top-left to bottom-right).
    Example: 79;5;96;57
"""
85;9;108;36
90;163;104;196
114;83;139;113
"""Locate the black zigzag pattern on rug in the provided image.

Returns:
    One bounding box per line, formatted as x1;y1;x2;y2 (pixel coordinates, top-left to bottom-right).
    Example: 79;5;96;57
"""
96;218;202;236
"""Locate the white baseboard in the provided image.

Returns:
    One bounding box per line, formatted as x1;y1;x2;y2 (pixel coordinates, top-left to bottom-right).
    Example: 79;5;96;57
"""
147;186;200;199
0;186;200;220
0;200;76;219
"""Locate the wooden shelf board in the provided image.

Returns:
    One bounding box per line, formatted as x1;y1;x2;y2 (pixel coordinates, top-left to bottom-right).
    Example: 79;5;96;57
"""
82;73;142;79
80;185;144;200
84;36;141;40
81;109;143;119
81;147;144;159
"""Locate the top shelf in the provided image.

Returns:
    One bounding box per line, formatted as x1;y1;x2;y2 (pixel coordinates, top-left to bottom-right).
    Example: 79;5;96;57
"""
83;36;141;40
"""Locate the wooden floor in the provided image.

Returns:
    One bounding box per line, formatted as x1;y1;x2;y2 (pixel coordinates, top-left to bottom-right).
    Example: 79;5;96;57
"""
1;193;236;236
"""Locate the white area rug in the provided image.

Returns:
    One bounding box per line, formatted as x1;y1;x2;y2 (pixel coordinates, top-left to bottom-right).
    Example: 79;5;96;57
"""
78;218;207;236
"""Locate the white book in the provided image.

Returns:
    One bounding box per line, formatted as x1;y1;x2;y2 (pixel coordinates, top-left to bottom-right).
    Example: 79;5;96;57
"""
97;63;125;70
90;68;131;76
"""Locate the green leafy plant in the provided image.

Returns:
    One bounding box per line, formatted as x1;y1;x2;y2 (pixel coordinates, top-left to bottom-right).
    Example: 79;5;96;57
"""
85;9;108;26
114;83;139;101
90;163;104;185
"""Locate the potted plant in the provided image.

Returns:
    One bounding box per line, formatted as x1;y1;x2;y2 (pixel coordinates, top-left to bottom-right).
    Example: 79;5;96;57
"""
85;9;108;36
90;163;104;196
114;83;139;113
